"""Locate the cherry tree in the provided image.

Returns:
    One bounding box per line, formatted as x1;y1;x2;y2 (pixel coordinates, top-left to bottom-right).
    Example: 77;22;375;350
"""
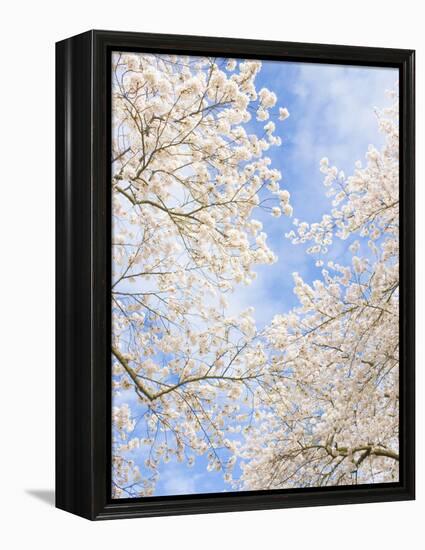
238;93;400;489
111;52;291;497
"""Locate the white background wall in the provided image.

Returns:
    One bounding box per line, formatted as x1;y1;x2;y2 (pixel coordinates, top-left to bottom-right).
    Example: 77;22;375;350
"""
0;1;422;548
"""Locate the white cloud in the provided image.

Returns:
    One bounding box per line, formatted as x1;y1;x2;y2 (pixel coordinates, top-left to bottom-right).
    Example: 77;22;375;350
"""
162;473;197;495
289;62;397;173
226;63;398;331
160;465;206;495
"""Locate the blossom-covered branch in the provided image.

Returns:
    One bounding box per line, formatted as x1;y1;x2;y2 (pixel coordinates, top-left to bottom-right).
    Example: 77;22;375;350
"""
111;52;291;497
238;93;399;489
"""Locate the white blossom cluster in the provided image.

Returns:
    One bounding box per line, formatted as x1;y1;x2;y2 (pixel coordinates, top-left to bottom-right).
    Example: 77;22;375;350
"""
111;52;291;497
238;94;399;489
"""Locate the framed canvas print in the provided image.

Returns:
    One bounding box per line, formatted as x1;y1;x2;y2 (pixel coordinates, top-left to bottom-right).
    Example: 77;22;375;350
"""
56;30;415;520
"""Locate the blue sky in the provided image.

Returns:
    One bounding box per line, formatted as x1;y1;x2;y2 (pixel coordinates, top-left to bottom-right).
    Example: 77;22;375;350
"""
113;58;398;497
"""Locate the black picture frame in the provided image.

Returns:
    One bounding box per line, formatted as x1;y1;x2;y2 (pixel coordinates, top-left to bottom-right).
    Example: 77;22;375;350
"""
56;29;415;520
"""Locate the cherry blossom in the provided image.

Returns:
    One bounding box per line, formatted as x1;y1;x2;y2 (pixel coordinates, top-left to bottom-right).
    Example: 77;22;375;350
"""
111;51;399;496
239;93;399;489
111;52;291;497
